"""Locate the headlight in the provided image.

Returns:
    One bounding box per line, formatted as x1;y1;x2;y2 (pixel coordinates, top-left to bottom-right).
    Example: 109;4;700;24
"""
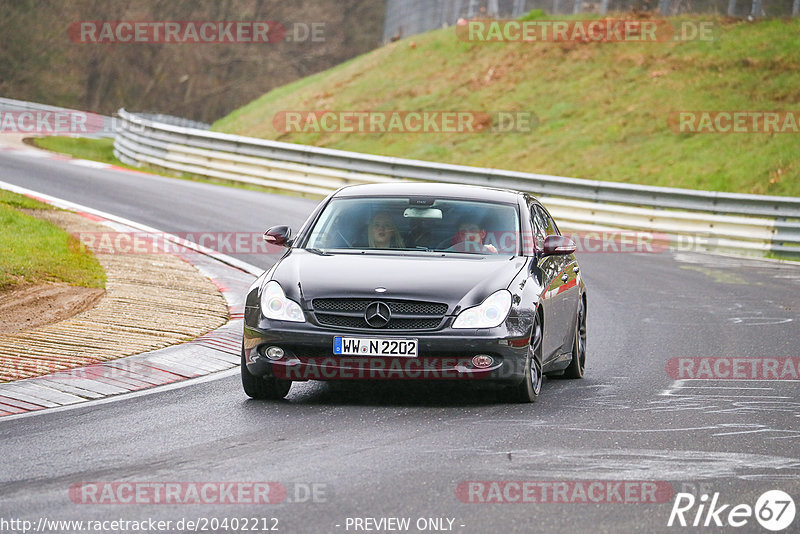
260;281;305;323
452;290;512;329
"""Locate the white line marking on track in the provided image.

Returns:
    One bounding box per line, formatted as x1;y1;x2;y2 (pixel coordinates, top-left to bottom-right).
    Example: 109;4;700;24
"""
68;159;111;168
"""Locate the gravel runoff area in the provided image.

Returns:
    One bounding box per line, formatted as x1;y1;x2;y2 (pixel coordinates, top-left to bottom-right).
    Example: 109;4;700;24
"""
0;208;229;382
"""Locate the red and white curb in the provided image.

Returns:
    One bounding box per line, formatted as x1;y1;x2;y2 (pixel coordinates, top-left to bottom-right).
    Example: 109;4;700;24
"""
0;181;263;420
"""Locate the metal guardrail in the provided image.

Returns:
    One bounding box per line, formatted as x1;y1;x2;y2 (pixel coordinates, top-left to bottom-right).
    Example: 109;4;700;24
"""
0;97;115;138
135;113;211;131
108;107;793;260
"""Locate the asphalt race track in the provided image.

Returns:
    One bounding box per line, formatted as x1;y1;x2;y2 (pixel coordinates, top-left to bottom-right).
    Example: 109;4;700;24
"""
1;150;799;533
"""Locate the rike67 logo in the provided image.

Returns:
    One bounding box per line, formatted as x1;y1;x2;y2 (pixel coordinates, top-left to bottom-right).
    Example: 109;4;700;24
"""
668;490;795;531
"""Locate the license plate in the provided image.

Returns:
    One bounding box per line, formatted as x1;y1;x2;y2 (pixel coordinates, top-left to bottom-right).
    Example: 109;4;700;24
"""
333;337;418;357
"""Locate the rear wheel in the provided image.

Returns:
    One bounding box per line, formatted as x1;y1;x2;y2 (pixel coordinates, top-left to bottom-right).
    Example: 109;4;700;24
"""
506;316;543;403
241;346;292;399
563;298;586;379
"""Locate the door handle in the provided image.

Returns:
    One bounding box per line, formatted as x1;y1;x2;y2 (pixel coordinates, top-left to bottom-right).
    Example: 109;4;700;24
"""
561;274;569;283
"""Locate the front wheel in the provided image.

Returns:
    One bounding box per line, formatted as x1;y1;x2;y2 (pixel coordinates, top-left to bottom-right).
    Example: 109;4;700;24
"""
241;346;292;399
563;298;586;379
506;316;543;403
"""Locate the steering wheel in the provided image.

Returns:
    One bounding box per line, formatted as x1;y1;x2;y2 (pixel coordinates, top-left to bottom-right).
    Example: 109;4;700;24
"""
435;236;456;250
335;229;353;248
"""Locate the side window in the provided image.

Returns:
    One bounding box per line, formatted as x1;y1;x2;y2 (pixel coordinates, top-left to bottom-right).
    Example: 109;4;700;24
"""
536;206;560;237
530;205;546;251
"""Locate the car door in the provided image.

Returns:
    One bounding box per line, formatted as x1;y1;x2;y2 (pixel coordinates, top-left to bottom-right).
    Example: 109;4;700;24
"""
531;204;566;365
538;205;580;353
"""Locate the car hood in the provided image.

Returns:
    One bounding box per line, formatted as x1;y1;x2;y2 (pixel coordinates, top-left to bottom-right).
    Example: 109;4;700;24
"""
272;249;527;313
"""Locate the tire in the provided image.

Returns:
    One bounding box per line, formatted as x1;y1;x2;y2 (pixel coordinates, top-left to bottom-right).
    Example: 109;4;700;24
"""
241;346;292;400
506;316;543;403
563;298;586;379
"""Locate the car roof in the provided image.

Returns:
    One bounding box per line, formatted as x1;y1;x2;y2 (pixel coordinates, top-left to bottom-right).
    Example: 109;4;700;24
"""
334;182;523;203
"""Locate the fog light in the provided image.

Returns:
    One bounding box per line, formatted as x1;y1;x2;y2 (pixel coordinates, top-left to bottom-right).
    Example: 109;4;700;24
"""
472;354;494;368
265;346;285;361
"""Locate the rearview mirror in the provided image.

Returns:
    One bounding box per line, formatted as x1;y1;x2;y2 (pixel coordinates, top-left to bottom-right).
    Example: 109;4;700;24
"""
543;235;576;256
264;225;293;247
403;207;442;219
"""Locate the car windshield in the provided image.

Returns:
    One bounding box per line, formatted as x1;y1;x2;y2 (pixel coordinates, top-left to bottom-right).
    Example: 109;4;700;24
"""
303;196;520;255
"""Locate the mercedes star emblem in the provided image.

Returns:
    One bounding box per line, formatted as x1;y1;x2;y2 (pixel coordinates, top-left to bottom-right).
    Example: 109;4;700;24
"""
364;301;391;328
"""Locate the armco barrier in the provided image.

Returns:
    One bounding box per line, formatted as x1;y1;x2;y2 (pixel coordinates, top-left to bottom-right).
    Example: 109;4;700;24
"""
0;97;114;138
114;108;800;259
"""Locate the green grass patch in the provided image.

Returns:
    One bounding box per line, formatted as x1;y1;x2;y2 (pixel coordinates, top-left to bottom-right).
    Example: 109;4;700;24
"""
213;14;800;197
32;136;121;166
0;191;105;290
0;189;55;210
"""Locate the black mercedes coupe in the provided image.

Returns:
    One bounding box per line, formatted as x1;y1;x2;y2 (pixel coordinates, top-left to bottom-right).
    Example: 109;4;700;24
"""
242;183;586;403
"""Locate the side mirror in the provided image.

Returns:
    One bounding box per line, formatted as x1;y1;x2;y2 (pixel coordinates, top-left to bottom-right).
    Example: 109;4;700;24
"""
264;225;293;248
543;235;576;256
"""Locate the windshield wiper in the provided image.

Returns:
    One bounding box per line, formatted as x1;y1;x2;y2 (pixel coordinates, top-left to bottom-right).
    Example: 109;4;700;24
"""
304;248;332;256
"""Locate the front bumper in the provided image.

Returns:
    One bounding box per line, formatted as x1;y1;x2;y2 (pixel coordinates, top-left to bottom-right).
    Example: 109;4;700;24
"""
243;315;533;385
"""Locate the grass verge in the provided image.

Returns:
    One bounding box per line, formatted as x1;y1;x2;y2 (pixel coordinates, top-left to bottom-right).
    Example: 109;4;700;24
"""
31;136;134;168
0;190;105;290
213;13;800;197
32;136;117;164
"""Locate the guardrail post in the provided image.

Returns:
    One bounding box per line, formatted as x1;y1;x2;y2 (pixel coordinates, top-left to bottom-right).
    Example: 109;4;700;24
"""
454;0;464;19
776;217;785;248
467;0;479;18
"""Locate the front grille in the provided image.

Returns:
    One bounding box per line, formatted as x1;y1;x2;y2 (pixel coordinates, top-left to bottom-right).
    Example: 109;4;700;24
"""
312;298;448;331
313;299;448;316
315;314;441;330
